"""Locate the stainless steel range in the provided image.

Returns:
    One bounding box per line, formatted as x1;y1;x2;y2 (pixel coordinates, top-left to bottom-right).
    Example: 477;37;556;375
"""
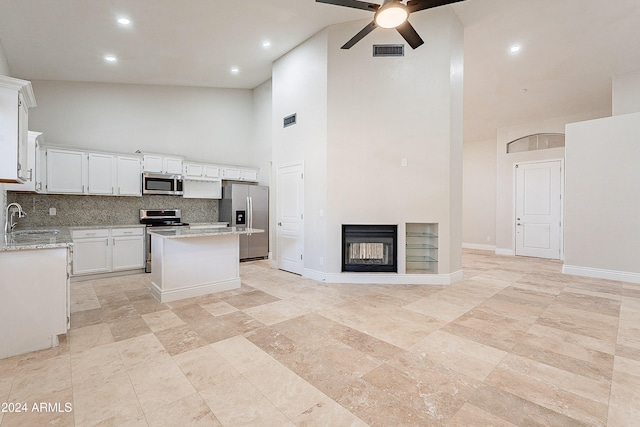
140;209;189;273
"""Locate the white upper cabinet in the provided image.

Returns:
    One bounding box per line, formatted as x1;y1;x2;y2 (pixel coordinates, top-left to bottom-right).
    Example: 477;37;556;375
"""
45;147;142;196
5;131;44;192
221;166;241;180
46;148;86;193
184;162;204;178
219;166;258;182
143;154;183;174
183;162;221;180
241;169;258;182
88;153;115;195
203;165;221;178
116;156;142;196
0;76;36;184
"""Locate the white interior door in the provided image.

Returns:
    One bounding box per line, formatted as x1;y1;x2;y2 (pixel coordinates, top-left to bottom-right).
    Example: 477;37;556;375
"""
515;160;562;259
277;162;304;274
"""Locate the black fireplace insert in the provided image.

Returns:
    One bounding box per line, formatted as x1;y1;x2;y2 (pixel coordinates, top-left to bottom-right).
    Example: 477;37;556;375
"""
342;224;398;273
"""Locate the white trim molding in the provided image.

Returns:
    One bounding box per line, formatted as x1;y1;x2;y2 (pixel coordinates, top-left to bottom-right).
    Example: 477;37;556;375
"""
302;269;463;285
462;243;496;251
562;264;640;284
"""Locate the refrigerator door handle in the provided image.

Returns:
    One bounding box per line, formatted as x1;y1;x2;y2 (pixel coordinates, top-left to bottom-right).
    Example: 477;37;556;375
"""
248;196;253;233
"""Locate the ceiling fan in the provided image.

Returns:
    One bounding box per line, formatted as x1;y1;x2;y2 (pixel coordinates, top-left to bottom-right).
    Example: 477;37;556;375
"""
316;0;465;49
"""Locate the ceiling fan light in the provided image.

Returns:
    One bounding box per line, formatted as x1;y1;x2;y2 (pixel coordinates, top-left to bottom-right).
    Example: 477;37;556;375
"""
375;4;409;29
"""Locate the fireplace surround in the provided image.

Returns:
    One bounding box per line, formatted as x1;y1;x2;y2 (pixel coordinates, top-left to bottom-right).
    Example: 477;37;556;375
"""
342;224;398;273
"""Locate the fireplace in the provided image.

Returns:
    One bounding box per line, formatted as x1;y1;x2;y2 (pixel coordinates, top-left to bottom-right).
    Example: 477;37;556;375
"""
342;224;398;273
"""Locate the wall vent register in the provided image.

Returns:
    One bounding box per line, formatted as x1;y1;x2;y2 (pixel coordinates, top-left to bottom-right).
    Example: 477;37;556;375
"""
373;44;405;57
283;113;297;128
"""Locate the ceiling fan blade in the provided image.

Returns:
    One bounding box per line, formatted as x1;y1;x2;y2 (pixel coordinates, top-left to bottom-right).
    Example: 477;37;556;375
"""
396;21;424;49
406;0;465;13
341;21;378;49
315;0;379;12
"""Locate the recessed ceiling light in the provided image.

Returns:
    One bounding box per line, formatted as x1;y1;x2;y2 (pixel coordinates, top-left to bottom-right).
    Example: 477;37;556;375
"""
262;41;271;48
510;45;521;54
104;55;117;62
230;67;239;74
117;17;131;26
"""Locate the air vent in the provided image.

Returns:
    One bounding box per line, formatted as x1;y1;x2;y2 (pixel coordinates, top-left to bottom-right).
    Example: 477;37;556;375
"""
283;113;297;128
373;44;404;57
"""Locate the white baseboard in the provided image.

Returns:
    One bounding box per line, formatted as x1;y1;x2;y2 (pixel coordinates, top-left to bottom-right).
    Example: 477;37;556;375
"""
302;268;326;282
562;264;640;284
495;248;515;256
302;269;464;285
462;243;496;251
150;277;241;303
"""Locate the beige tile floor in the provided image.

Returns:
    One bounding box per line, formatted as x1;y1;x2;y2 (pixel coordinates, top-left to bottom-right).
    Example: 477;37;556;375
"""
1;249;639;426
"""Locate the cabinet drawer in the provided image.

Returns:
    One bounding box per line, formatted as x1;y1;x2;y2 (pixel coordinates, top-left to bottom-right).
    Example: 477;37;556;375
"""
111;227;144;237
72;229;109;239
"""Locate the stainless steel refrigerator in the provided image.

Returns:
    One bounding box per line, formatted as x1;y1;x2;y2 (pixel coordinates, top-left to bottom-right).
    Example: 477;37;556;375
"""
220;183;269;260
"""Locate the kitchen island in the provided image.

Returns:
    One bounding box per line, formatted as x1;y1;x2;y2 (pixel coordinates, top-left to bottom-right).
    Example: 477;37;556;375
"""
147;227;264;303
1;229;72;359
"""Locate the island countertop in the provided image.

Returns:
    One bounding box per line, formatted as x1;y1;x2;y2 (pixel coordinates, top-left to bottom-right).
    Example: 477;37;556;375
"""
147;226;264;239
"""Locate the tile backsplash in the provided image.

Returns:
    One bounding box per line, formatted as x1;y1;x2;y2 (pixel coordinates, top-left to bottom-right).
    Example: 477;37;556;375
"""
6;192;219;228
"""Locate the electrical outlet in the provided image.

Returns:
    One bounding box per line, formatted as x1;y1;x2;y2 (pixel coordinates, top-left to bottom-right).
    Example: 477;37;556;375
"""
486;236;491;242
49;207;56;216
319;257;324;266
401;158;408;167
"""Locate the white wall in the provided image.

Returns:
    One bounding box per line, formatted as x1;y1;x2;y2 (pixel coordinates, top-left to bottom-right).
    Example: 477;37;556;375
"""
612;70;640;116
252;79;272;187
272;30;329;272
564;112;640;282
0;39;10;76
272;10;463;280
494;111;607;254
252;79;273;255
326;9;464;275
28;80;256;167
462;139;496;249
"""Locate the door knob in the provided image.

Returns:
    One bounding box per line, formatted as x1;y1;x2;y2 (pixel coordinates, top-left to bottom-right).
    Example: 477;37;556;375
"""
278;222;282;226
517;223;522;226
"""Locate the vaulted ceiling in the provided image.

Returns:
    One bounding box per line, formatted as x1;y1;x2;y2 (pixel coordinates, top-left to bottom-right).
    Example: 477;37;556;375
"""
1;0;639;142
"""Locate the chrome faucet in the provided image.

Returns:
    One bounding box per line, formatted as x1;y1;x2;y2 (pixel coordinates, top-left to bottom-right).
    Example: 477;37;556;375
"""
4;203;26;234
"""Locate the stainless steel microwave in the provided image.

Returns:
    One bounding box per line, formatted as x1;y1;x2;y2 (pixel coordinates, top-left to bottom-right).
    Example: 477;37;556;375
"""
142;173;184;195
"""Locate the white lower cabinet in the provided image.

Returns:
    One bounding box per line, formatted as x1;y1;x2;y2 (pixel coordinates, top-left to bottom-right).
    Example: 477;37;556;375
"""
112;228;145;271
72;227;144;276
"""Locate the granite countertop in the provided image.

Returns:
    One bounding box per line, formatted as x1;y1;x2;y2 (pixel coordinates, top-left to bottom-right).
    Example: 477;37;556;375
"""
1;228;73;251
148;227;263;239
69;224;147;230
187;222;229;229
1;224;146;251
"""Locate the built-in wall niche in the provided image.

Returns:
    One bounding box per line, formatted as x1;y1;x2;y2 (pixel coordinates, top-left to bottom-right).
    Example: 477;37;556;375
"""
406;223;438;274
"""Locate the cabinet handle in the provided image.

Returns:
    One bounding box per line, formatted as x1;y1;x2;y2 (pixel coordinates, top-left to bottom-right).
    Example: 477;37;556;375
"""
123;231;133;234
82;185;85;193
85;232;96;236
113;238;116;246
28;169;33;180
